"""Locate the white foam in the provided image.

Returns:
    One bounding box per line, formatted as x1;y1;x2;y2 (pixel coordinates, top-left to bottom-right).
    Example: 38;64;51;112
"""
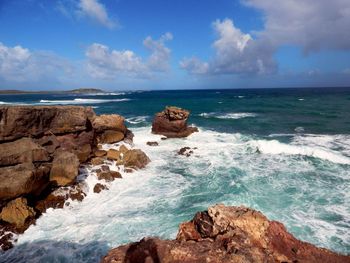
0;101;9;104
38;98;130;105
125;116;149;124
199;112;257;119
251;139;350;165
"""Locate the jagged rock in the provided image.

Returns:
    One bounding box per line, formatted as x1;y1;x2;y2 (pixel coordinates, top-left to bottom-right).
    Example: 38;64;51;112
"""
99;130;124;144
0;163;50;201
152;106;198;138
0;138;49;166
124;129;134;144
93;183;108;193
0;198;35;231
92;114;126;133
102;204;350;263
147;141;159;146
50;151;80;186
123;149;150;169
94;150;107;157
97;170;122;182
35;184;87;213
0;106;95;142
119;145;129;154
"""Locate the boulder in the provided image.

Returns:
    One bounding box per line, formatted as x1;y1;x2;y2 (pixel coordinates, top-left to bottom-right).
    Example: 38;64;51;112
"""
152;106;198;138
50;151;80;186
99;130;124;144
0;106;95;142
147;141;159;146
90;157;105;166
92;114;126;133
123;149;150;169
0;163;50;201
106;149;121;161
0;138;49;166
0;197;35;231
97;170;122;182
93;183;108;193
94;150;107;157
102;204;350;263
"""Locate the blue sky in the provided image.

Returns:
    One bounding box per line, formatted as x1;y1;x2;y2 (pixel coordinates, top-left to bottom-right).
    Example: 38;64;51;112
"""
0;0;350;90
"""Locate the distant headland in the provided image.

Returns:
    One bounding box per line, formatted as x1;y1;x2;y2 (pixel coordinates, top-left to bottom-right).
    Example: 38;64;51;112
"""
0;88;105;95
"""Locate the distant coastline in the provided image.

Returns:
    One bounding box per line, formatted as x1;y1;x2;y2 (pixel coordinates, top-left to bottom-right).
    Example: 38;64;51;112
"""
0;88;105;95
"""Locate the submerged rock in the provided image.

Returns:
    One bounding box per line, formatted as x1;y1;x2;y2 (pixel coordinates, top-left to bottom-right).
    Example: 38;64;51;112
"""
93;183;108;193
102;204;350;263
146;141;159;146
152;106;198;138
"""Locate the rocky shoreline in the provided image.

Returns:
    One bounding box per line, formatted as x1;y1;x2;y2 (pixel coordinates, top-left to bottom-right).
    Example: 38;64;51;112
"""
0;105;349;262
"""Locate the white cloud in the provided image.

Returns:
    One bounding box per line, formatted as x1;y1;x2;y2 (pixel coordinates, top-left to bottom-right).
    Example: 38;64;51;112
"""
86;33;173;79
181;19;277;75
244;0;350;53
0;42;72;83
78;0;116;29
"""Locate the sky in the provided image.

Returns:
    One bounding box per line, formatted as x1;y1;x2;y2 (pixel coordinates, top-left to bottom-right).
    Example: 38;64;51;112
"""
0;0;350;90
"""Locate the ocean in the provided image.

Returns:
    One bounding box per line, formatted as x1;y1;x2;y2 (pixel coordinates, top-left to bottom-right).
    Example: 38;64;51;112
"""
1;87;349;262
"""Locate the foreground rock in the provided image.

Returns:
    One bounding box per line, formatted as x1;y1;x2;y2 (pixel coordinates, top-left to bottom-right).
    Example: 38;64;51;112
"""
152;106;198;138
102;204;350;263
0;105;131;250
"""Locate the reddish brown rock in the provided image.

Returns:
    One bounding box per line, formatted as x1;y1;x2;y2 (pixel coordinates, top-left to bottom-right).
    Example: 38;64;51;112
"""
93;183;108;193
97;170;122;182
0;197;35;231
35;184;87;213
146;141;159;146
92;114;126;133
0;138;49;166
90;157;105;166
99;130;124;144
94;149;107;157
50;151;80;186
123;149;150;169
102;204;350;263
177;146;195;157
106;149;121;161
152;106;198;138
0;163;50;201
0;106;95;142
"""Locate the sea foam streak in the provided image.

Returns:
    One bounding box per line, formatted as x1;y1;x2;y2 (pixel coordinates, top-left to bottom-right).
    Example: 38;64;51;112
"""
2;127;349;262
125;116;149;124
199;112;257;119
39;98;130;105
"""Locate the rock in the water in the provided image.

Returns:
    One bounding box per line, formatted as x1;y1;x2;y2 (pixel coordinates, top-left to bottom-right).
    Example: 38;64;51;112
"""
0;106;95;142
177;146;194;157
97;170;122;182
92;114;126;133
93;183;108;193
0;198;35;231
152;106;198;138
146;141;159;146
0;138;49;166
0;163;50;201
102;204;350;263
50;151;80;186
123;149;150;169
99;130;124;144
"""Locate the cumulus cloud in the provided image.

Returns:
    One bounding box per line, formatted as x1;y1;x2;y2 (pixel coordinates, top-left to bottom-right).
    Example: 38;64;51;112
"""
86;33;173;79
78;0;116;29
244;0;350;53
0;42;72;83
181;19;277;75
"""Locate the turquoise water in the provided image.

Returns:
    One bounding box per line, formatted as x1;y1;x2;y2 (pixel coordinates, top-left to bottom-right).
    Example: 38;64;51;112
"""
0;88;349;262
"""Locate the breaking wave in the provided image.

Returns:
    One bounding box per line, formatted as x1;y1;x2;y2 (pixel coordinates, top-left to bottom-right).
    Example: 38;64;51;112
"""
199;112;257;119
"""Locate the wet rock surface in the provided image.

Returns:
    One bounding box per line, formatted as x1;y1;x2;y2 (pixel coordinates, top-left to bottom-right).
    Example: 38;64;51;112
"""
152;106;198;138
102;204;350;263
